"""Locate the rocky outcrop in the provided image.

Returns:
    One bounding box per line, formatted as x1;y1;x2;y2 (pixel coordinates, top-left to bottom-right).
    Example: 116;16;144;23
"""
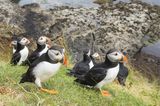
133;41;160;81
0;0;160;62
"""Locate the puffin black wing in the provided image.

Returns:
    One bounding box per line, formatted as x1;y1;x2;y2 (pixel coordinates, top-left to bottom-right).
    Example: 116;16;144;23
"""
11;52;21;65
68;53;91;77
20;54;47;83
69;62;90;77
27;51;39;65
117;63;129;86
75;66;107;86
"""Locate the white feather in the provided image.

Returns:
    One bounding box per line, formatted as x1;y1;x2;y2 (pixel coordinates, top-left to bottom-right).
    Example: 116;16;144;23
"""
17;46;29;65
95;64;120;89
32;62;61;82
13;48;16;54
39;45;48;56
89;60;94;69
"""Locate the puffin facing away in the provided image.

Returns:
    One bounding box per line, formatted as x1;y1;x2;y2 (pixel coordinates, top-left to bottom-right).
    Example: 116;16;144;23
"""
26;36;51;65
10;37;30;65
68;49;93;77
20;45;67;95
68;49;100;78
75;49;127;96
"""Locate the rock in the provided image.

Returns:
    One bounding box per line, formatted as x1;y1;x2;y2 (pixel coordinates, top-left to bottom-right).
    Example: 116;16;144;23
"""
142;42;160;58
133;41;160;81
0;0;160;62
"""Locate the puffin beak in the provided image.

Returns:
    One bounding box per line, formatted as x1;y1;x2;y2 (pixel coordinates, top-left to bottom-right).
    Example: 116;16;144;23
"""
46;37;52;47
63;54;68;67
26;40;30;45
119;54;128;63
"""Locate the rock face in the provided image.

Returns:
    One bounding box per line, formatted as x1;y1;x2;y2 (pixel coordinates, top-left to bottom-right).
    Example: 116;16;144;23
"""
134;41;160;81
0;0;160;62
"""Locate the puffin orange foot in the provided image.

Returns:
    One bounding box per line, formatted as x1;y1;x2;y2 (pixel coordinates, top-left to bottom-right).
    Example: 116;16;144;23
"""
101;90;111;97
40;88;58;95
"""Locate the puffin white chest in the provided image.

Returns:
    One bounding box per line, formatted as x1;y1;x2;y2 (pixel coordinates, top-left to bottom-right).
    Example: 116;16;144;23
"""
13;48;16;54
39;45;48;56
89;60;94;69
33;62;61;82
18;46;29;65
95;64;120;88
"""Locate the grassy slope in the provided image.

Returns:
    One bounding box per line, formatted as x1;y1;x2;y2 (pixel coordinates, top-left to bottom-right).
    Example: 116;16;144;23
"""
0;59;159;106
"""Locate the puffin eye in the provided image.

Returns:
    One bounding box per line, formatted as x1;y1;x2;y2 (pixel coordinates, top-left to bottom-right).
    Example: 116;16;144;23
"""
55;53;59;55
115;53;118;56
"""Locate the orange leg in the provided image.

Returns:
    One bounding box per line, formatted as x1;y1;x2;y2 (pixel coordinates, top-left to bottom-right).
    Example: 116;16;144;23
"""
100;89;111;97
63;54;68;67
40;88;58;95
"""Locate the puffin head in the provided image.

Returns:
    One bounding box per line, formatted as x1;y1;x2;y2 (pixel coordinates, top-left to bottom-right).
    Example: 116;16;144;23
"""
83;49;91;56
19;37;30;46
10;40;18;47
9;36;19;47
91;52;101;60
47;45;67;65
38;36;51;47
106;49;127;63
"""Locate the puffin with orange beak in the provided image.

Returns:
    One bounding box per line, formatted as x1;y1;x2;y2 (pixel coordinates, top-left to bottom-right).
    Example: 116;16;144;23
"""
20;45;67;95
10;37;30;65
75;49;127;96
26;36;51;65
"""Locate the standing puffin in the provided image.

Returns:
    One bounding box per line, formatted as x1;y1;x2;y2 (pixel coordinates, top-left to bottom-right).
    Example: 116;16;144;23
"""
20;45;67;95
26;36;51;65
10;37;30;65
68;49;100;78
75;49;127;96
68;49;94;77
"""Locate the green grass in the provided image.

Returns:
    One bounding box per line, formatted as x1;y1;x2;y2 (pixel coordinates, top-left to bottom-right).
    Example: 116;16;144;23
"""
0;60;159;106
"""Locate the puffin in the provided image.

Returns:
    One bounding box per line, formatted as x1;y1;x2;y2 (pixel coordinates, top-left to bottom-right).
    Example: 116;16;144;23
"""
10;37;30;65
26;36;51;65
68;49;100;78
117;51;129;86
67;49;94;77
20;45;67;95
75;49;127;96
10;36;19;54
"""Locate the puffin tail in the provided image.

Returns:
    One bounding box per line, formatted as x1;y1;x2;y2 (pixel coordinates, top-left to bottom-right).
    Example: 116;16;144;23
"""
19;74;27;83
66;69;76;76
19;73;32;83
74;75;86;84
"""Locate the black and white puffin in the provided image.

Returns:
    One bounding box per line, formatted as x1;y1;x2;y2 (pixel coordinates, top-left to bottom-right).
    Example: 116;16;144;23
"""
20;45;67;95
75;49;127;96
68;49;100;78
117;51;129;86
26;36;51;65
10;36;19;54
68;49;94;77
10;37;30;65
